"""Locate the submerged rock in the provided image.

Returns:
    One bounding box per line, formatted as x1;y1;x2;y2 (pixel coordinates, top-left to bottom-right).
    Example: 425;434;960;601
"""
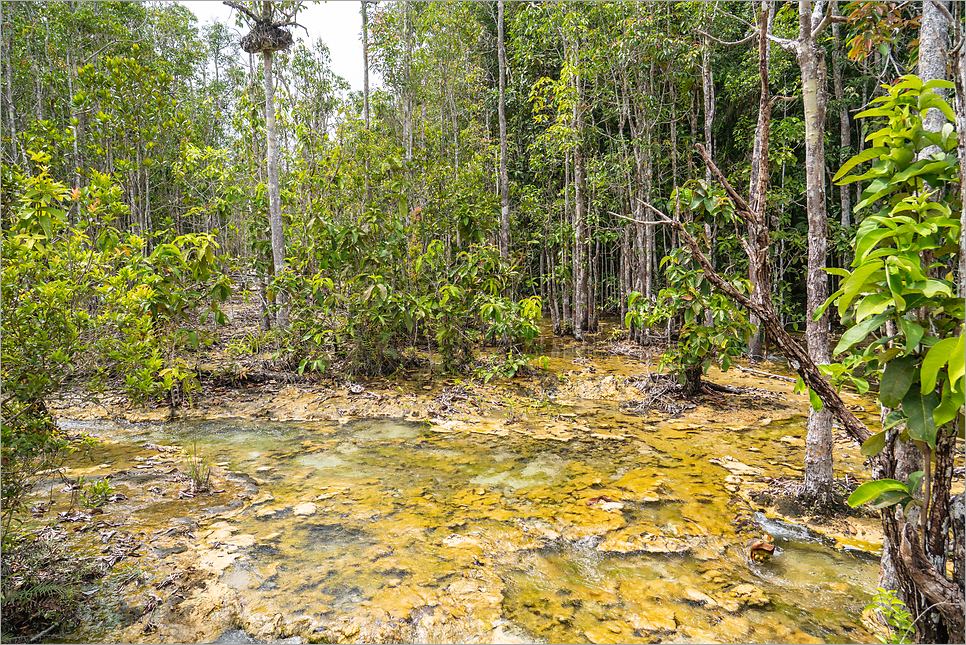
292;502;317;516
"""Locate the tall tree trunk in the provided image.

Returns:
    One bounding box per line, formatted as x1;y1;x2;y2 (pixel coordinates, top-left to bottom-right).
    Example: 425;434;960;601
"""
794;0;835;505
497;0;510;259
264;45;288;329
361;1;370;130
831;4;851;233
562;155;572;332
951;4;966;301
747;1;774;362
701;35;714;185
700;34;717;267
574;137;587;340
919;0;949;157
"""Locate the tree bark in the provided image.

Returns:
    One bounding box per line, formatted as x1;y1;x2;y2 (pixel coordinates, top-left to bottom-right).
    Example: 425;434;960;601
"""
918;0;949;158
701;35;715;186
950;4;966;300
788;0;835;505
361;1;370;130
264;44;288;329
747;3;774;362
573;114;587;341
831;4;851;233
497;0;510;259
698;35;717;268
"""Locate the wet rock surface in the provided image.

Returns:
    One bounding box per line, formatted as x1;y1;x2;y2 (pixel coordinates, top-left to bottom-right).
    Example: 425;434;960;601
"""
43;338;888;644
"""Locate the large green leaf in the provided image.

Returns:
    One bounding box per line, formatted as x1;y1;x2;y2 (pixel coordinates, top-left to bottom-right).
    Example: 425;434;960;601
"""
902;389;939;449
854;228;894;263
893;160;954;183
934;378;964;427
855;292;892;322
947;334;965;392
920;336;957;394
884;260;907;312
809;387;823;412
834;312;889;356
898;317;924;352
838;261;884;316
868;489;912;509
906;470;925;496
860;431;887;457
879;355;919;408
847;479;909;507
833;147;888;183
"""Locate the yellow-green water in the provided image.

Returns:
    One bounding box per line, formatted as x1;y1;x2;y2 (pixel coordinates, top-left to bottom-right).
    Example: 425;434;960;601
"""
56;410;879;644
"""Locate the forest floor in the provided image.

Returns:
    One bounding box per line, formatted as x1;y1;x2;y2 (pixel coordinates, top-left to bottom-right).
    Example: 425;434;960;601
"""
41;294;966;643
49;292;917;554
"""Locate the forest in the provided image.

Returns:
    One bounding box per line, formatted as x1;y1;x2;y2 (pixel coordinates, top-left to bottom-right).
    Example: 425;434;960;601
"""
1;1;964;644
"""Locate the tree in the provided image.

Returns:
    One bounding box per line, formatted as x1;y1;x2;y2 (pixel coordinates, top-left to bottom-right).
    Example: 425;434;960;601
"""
224;0;300;330
769;0;845;506
361;1;371;131
497;0;510;259
831;76;963;643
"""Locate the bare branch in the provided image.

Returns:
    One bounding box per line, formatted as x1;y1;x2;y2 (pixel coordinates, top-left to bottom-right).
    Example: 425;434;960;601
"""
609;211;668;226
694;143;755;219
768;95;796;110
766;32;798;53
814;13;848;37
931;0;953;23
656;152;874;448
696;29;757;47
224;0;260;23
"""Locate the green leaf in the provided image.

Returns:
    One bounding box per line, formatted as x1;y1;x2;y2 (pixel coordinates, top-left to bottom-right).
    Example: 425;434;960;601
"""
838;261;885;316
882;409;906;431
934;378;964;427
948;334;965;392
188;331;199;350
920;79;955;91
833;147;888;183
885;260;907;311
855;292;892;322
860;431;887;457
920;337;957;394
848;479;910;507
898;318;924;352
834;312;889;356
902;389;938;449
906;471;925;496
867;489;912;510
808;387;823;412
893;160;953;183
879;355;919;408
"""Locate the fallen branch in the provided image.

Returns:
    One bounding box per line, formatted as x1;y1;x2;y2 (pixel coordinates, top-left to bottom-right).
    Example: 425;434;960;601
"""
736;365;796;383
641;153;873;451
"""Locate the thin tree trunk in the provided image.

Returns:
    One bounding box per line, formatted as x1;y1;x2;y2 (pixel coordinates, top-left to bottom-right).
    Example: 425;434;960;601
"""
747;2;773;362
497;0;510;259
831;4;851;233
951;5;966;301
792;0;835;504
919;0;949;157
701;35;714;185
361;1;370;130
264;45;288;329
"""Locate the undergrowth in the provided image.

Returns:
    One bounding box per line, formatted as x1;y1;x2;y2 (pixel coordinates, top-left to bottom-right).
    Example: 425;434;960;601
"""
0;527;105;642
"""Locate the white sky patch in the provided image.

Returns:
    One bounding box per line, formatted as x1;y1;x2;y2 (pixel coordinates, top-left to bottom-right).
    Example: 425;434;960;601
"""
175;0;377;93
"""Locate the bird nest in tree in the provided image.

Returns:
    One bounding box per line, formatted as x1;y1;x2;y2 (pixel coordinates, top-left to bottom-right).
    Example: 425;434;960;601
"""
240;22;293;54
